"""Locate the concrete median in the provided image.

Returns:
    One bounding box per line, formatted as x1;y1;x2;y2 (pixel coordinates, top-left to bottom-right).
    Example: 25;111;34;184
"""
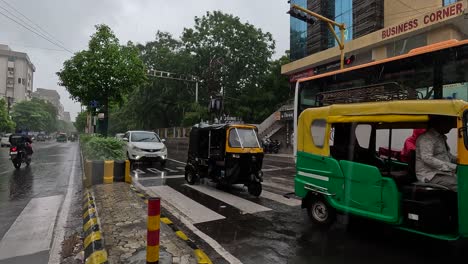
83;159;131;187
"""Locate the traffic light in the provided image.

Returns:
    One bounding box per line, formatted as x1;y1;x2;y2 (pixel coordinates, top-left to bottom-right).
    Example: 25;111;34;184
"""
344;55;356;65
287;8;316;25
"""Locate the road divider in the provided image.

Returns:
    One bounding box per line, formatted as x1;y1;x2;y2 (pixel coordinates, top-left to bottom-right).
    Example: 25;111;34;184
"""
129;185;213;264
82;190;108;264
83;159;131;187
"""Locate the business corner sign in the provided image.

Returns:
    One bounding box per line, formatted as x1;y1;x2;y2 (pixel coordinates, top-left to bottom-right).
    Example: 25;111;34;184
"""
381;1;466;40
280;110;294;120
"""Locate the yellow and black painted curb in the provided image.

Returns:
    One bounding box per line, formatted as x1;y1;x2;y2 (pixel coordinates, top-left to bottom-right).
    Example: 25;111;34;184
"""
83;190;108;264
129;185;213;264
83;160;131;187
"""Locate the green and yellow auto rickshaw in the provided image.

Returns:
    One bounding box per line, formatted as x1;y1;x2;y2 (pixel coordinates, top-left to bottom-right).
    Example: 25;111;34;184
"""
185;123;264;196
295;100;468;241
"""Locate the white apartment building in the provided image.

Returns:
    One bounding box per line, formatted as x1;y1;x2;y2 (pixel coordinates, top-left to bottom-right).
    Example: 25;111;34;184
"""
0;44;35;107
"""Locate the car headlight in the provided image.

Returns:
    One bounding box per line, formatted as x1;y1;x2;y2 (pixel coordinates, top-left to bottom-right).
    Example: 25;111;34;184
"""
131;145;141;151
162;146;167;152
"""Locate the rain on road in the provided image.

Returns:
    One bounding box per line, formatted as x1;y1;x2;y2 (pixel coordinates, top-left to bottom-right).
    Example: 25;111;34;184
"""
0;140;80;264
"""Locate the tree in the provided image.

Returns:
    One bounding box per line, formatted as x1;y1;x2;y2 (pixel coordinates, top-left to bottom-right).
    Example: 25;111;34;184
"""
0;99;15;132
11;98;57;132
182;11;275;117
57;24;146;136
74;111;87;133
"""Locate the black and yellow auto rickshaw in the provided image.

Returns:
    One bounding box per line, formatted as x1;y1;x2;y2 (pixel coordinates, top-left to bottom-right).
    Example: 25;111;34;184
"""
185;123;264;196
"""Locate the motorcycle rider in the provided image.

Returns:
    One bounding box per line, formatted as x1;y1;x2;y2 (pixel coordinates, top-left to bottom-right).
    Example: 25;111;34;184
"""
9;129;33;155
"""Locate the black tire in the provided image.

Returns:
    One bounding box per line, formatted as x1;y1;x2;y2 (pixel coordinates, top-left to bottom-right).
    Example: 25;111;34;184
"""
307;197;336;226
13;160;21;169
160;160;166;167
248;182;262;197
185;169;197;185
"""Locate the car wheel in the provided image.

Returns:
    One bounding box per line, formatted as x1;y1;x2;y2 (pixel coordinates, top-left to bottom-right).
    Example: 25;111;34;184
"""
307;197;336;226
160;160;166;167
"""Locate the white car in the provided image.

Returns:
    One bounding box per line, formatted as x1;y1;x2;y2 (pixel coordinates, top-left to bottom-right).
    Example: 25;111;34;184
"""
124;131;167;165
1;134;11;147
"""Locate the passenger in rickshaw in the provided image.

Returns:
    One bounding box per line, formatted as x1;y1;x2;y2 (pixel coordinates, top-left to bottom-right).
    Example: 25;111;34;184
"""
400;129;426;163
415;116;457;191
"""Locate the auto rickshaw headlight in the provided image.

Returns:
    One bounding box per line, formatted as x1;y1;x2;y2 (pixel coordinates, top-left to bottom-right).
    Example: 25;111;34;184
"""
232;154;240;158
252;156;256;161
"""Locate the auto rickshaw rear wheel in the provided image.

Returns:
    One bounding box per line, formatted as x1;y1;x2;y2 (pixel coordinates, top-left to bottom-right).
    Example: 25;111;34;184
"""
185;169;197;185
307;197;336;226
248;182;262;197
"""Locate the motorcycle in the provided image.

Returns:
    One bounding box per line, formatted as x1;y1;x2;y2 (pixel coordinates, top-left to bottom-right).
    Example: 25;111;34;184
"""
10;143;31;169
262;138;281;154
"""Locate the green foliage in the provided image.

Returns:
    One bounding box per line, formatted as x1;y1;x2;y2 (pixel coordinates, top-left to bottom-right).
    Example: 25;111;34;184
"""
0;99;15;132
57;24;146;136
182;11;275;116
81;135;126;160
74;111;87;133
56;120;76;134
11;98;58;132
181;103;209;127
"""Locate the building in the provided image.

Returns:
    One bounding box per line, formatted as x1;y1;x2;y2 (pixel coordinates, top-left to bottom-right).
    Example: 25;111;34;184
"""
63;111;71;122
0;44;35;108
282;0;468;80
32;88;65;120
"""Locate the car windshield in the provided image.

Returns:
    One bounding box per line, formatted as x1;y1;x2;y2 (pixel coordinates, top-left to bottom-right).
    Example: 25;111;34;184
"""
131;132;160;142
228;128;260;148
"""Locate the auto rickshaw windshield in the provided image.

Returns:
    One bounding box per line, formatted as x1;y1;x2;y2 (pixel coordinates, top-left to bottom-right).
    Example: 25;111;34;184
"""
229;128;260;148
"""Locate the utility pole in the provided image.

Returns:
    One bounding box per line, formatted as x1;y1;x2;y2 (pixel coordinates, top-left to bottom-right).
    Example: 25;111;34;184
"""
146;70;200;103
288;4;347;69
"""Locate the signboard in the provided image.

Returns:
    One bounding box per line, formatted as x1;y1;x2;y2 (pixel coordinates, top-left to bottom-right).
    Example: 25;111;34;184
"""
289;69;314;83
381;1;465;40
280;110;294;120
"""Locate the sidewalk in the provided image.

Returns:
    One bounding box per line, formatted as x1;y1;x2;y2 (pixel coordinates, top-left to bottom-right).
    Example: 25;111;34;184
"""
92;183;197;264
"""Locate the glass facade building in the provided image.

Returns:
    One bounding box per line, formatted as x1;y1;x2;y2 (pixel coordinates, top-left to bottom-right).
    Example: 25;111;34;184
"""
290;0;308;61
332;0;353;47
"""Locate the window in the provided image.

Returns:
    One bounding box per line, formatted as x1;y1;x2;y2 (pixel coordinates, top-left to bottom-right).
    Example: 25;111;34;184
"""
8;56;15;62
130;132;161;142
228;128;260;148
311;119;327;147
331;0;353;47
443;0;458;6
355;124;371;149
18;78;21;84
290;0;308;60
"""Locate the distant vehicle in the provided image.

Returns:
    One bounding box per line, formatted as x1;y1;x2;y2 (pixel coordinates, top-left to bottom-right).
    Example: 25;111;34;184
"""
115;133;125;141
1;133;12;147
56;133;67;142
36;134;46;142
124;131;167;165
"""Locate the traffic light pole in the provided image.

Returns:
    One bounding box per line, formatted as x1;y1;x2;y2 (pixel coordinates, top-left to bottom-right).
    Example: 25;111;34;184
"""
290;4;346;69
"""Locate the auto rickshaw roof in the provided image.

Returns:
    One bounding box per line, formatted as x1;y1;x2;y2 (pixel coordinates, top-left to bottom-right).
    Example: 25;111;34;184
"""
301;100;468;123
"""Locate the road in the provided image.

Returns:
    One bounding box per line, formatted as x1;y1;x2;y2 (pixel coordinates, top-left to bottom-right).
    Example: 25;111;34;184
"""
0;141;80;264
131;139;460;264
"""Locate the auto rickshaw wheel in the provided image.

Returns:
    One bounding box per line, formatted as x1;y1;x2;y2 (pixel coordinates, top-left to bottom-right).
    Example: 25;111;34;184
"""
248;182;262;197
307;197;336;226
185;169;197;185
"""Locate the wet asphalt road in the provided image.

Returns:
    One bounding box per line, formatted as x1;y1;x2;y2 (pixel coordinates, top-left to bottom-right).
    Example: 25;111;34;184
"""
0;141;80;263
132;139;461;264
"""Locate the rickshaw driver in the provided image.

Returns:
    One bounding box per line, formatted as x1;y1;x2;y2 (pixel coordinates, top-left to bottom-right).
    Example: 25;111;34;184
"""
415;116;458;191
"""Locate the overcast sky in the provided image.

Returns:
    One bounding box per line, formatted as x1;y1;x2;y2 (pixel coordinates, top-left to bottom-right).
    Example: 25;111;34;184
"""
0;0;290;121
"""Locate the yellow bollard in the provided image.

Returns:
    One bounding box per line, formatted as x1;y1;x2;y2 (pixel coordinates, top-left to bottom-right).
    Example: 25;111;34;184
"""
84;160;93;188
103;161;114;184
125;160;132;184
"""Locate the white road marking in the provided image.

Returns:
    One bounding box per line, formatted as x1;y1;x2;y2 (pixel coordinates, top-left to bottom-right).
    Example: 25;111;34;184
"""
146;186;225;224
163;167;178;173
134;181;242;264
176;166;185;170
185;184;271;214
262;181;295;193
262;166;294;172
0;195;63;260
137;175;185;180
261;190;301;207
147;168;162;174
264;164;281;169
167;158;186;165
